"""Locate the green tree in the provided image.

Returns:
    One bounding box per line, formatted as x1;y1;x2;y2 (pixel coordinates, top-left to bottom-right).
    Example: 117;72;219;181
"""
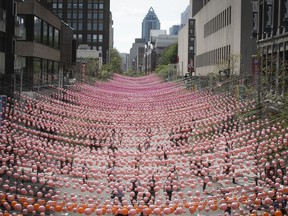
155;65;169;80
214;53;242;78
86;58;99;77
109;48;123;73
96;48;123;81
158;43;178;65
155;43;178;81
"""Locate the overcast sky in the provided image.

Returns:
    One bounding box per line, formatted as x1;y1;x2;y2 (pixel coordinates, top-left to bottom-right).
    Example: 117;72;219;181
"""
110;0;189;54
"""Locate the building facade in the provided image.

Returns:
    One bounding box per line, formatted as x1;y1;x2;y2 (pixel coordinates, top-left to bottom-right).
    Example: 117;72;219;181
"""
129;38;145;71
257;0;288;95
142;7;160;43
15;0;75;91
194;0;257;77
16;0;61;91
178;0;194;77
169;25;181;35
42;0;111;64
120;53;129;72
181;5;190;28
0;0;24;98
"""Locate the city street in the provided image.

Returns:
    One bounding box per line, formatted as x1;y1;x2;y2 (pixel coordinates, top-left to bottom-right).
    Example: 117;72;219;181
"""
0;73;287;216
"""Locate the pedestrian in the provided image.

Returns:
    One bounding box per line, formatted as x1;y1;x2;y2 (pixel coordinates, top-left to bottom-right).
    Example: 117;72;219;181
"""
130;178;140;204
164;170;178;201
148;175;156;203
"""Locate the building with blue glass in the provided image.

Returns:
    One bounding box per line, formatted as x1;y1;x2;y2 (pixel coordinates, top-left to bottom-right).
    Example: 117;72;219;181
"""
142;7;160;43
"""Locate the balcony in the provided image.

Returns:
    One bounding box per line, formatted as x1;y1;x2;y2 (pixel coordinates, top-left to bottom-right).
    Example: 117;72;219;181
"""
0;8;6;33
15;16;24;38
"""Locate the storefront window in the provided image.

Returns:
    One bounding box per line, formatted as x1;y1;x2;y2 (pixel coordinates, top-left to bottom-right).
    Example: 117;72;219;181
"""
48;60;53;84
54;62;59;82
33;58;41;88
42;59;48;85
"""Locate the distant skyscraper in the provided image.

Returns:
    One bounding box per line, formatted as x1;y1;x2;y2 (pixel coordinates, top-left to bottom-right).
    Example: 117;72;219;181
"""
42;0;111;64
169;25;181;35
142;7;160;43
181;5;190;28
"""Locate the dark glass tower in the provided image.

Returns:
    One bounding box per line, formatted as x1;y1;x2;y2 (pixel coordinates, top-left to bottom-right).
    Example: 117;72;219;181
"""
142;7;160;43
42;0;111;64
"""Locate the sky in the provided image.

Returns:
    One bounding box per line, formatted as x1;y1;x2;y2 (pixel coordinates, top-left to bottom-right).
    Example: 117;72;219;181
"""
110;0;189;54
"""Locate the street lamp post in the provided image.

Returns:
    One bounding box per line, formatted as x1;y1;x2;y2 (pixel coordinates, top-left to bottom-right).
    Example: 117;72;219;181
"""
145;44;148;74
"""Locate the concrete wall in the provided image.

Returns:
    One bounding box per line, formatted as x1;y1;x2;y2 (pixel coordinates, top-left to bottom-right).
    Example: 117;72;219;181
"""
77;50;100;59
194;0;242;76
16;41;60;61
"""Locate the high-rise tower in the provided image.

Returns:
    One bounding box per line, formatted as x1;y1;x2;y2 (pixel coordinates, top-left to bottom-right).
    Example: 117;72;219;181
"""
42;0;111;64
142;7;160;43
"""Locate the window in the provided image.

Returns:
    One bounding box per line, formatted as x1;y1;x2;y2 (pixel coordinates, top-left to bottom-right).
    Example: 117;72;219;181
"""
47;60;53;84
87;21;92;30
87;34;92;42
53;3;57;8
18;15;27;40
54;28;59;49
99;34;103;42
67;11;72;19
0;52;5;75
42;59;48;85
52;61;59;82
88;11;93;19
78;21;83;30
72;21;77;29
34;16;42;43
78;12;83;19
228;6;231;24
99;3;103;9
99;12;103;20
98;46;102;52
78;34;82;42
94;22;98;30
73;12;77;19
49;25;53;47
33;58;41;87
58;3;62;9
92;34;97;42
98;22;103;31
224;9;227;26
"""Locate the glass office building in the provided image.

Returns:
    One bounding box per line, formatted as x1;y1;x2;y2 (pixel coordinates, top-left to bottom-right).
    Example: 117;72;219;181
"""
142;7;160;43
